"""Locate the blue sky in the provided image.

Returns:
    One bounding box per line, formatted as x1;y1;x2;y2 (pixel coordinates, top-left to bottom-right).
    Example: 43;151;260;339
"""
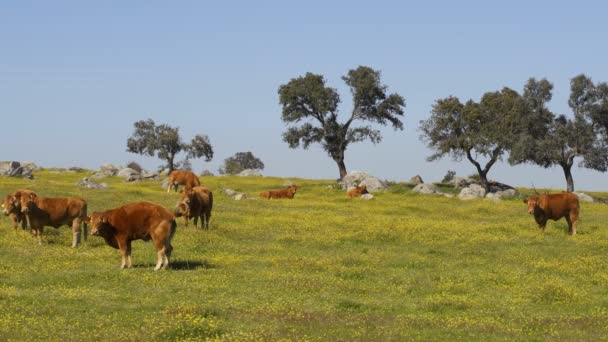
1;1;607;190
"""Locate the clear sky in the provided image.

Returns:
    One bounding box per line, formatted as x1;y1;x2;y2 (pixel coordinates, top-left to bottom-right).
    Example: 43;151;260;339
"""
1;1;607;190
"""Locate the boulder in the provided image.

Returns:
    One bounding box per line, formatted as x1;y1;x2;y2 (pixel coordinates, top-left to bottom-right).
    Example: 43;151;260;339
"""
449;177;475;189
412;183;439;194
124;175;142;182
68;166;86;172
575;192;594;203
141;170;159;180
339;171;387;192
409;175;424;185
234;193;248;201
361;194;374;200
224;189;237;197
458;184;487;200
283;181;294;187
484;192;502;203
0;161;34;179
237;169;263;177
91;173;107;179
100;164;120;176
117;168;139;178
494;189;518;199
200;170;214;177
76;177;108;190
21;161;40;171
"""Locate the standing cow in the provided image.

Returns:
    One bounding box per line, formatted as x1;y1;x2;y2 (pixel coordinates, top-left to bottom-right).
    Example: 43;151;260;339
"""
85;201;176;270
2;189;35;231
523;193;580;236
166;170;201;193
20;193;87;247
174;186;213;229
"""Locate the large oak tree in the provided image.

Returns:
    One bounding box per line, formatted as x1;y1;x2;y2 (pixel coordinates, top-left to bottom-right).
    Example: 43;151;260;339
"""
278;66;406;179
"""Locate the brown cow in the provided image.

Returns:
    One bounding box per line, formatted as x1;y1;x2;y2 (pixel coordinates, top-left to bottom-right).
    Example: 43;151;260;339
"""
85;201;176;270
174;186;213;229
166;170;201;193
259;184;299;199
2;189;35;231
347;185;368;199
523;193;580;236
20;193;87;247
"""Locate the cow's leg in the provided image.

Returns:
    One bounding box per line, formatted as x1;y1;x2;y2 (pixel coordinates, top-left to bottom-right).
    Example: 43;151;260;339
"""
11;215;19;232
204;210;210;230
35;227;43;245
71;219;82;248
166;179;173;193
126;240;133;268
117;238;128;269
565;215;573;235
193;213;199;228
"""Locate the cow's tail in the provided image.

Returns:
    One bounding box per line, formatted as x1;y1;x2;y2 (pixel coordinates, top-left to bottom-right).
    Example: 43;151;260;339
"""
81;201;88;242
166;219;177;256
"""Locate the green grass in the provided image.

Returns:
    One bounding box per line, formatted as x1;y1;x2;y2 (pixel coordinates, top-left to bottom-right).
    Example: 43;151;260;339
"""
1;170;608;341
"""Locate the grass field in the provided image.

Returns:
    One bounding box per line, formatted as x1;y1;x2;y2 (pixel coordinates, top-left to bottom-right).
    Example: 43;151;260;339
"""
1;170;608;341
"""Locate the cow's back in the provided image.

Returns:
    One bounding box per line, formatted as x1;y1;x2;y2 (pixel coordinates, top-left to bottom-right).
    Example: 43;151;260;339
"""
541;193;579;219
36;197;86;224
108;201;174;235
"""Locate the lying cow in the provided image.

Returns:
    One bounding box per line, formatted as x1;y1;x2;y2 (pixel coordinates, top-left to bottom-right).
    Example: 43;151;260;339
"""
2;189;35;231
20;193;88;247
85;201;176;270
524;192;580;236
259;184;299;199
347;185;368;199
174;186;213;229
166;170;201;193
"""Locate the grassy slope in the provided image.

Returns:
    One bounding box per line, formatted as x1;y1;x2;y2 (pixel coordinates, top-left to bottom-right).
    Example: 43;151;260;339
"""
1;171;608;341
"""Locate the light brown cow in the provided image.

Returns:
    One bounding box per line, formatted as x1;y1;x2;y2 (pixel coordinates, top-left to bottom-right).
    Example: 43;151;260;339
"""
259;184;299;199
2;189;35;231
174;186;213;229
166;170;201;193
85;201;176;270
524;192;580;236
347;185;368;199
20;193;87;247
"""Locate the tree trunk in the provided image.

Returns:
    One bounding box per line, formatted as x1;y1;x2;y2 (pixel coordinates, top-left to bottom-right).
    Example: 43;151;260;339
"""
168;154;175;173
479;171;490;194
336;159;347;180
561;163;574;192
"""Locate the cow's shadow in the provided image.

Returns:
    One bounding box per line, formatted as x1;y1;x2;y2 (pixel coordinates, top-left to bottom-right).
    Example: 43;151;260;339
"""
132;259;217;271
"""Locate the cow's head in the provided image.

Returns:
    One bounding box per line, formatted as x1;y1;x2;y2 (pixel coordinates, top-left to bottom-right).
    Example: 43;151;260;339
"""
181;188;196;208
523;196;540;214
173;202;189;218
20;193;38;214
2;194;18;216
289;184;299;193
84;212;109;236
359;185;368;194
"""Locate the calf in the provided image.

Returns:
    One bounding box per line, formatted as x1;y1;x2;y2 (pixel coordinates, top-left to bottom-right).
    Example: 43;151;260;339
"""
20;193;87;246
2;189;35;231
85;201;176;270
524;193;580;236
174;186;213;229
347;185;368;199
259;184;299;199
166;170;201;193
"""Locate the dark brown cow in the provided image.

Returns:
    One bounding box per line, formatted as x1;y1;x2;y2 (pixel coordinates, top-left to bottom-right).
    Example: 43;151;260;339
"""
174;186;213;229
2;189;35;231
85;201;176;270
20;193;87;246
259;184;299;199
524;193;580;236
347;185;368;199
166;170;201;193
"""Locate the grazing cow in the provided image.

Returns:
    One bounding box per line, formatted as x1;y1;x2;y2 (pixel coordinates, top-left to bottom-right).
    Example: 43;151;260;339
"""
347;185;368;199
2;189;35;231
166;170;201;193
523;193;580;236
85;201;176;270
20;193;87;247
174;186;213;229
259;184;299;199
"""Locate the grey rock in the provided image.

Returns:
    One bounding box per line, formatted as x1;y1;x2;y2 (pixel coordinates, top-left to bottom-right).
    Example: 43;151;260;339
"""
237;169;263;177
449;177;475;189
413;183;439;194
485;192;502;202
224;189;237;197
68;166;86;172
458;184;487;200
575;192;594;203
76;177;108;190
200;170;214;177
141;170;159;180
234;193;248;201
0;161;34;179
361;194;374;200
100;164;120;176
117;168;139;178
124;175;142;182
340;171;387;192
409;175;424;185
283;181;294;187
91;172;107;179
494;189;518;199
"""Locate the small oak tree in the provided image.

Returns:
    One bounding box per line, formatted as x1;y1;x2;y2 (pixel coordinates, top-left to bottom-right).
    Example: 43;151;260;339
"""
278;66;405;179
126;119;213;172
219;151;265;175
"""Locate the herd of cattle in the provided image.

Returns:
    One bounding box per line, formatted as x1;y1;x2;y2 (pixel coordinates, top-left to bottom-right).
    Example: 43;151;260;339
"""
1;170;582;270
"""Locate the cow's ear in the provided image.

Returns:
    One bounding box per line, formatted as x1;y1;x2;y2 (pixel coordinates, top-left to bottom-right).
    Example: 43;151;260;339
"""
83;216;91;223
29;193;36;200
100;215;108;223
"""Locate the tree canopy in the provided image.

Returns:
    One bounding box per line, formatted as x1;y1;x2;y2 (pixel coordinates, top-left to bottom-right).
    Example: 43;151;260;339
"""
126;119;213;172
279;66;405;179
219;151;265;175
